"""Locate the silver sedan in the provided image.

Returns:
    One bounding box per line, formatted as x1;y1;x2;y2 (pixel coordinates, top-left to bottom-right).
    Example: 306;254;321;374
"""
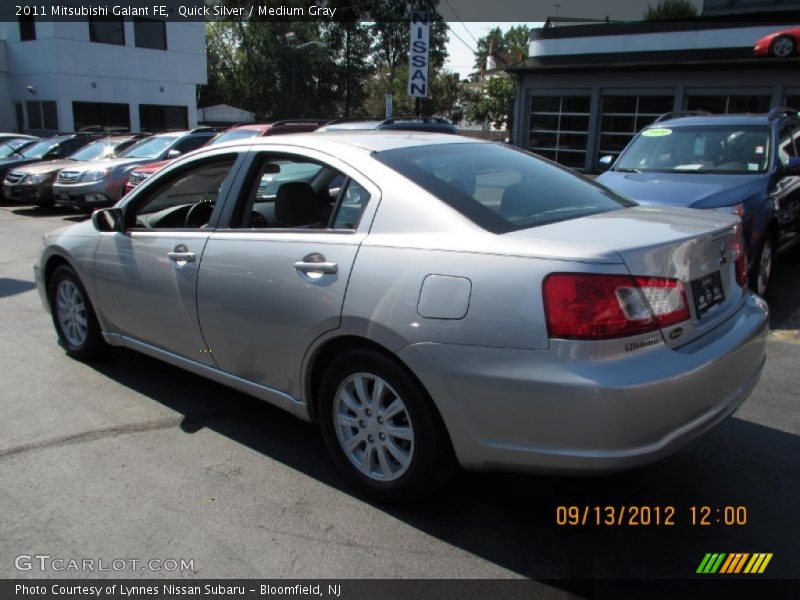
35;133;769;501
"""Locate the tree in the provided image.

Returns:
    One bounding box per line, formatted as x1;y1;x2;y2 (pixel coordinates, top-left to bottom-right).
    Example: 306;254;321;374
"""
643;0;698;20
465;75;516;129
473;25;529;72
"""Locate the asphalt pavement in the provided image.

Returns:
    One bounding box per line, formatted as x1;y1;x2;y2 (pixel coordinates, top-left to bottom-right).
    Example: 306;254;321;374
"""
1;204;798;590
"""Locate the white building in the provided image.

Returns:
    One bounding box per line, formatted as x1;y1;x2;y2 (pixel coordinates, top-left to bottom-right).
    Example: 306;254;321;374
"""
0;18;206;133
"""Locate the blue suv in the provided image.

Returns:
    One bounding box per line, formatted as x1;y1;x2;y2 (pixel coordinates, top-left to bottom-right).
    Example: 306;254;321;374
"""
597;108;800;296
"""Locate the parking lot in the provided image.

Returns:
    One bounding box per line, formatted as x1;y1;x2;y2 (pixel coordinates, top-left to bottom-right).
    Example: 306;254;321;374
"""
1;202;798;585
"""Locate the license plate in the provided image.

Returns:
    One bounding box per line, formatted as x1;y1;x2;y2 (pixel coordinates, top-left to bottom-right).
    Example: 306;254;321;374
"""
60;191;70;201
690;271;725;318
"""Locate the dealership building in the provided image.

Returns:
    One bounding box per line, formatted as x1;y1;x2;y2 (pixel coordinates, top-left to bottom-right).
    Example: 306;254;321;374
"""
511;7;800;171
0;18;206;134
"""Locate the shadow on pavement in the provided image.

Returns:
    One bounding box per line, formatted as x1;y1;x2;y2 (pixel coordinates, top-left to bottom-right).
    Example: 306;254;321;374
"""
87;347;800;582
0;278;35;298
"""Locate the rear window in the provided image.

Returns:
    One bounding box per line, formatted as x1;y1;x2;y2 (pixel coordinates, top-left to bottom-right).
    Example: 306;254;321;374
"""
374;143;634;233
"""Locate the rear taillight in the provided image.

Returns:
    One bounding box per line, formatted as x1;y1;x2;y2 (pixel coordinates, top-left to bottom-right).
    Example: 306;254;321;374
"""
731;224;748;287
543;273;690;340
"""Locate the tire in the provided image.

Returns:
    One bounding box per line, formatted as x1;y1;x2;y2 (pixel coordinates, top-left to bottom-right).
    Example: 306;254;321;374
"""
749;233;775;297
770;35;797;58
319;349;455;502
48;265;106;361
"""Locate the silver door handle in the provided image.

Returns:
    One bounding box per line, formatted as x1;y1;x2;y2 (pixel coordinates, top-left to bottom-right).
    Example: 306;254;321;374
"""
167;251;196;263
294;260;338;274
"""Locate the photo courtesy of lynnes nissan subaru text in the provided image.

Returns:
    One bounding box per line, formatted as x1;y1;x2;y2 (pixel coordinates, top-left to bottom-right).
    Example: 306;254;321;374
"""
34;132;769;501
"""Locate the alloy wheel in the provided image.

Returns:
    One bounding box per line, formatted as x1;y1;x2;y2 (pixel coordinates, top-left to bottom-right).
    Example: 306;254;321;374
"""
55;279;88;348
771;36;796;58
333;373;415;482
757;239;773;297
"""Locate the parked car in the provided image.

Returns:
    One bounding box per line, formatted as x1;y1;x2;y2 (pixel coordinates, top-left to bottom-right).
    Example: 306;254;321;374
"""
317;116;458;134
0;137;39;160
0;135;95;198
597;109;800;296
124;121;330;195
36;133;768;501
4;135;146;207
52;128;216;209
753;27;800;58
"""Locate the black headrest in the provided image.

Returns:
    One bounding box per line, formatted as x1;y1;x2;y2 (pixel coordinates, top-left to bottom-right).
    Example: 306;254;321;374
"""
275;182;319;226
500;182;536;220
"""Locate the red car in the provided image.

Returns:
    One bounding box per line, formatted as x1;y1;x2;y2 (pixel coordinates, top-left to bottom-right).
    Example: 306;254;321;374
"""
124;120;329;195
753;27;800;58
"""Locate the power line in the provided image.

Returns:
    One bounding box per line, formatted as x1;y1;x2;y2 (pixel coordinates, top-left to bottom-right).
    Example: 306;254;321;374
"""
444;0;479;46
444;22;476;56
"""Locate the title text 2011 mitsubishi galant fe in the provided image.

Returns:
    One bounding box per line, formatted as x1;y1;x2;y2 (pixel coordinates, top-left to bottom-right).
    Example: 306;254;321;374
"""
35;133;768;501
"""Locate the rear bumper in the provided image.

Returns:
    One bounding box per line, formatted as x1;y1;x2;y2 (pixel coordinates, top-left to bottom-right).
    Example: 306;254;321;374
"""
397;292;769;473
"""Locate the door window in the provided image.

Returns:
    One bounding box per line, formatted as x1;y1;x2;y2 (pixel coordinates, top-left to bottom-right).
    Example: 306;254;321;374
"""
236;154;370;230
128;156;237;230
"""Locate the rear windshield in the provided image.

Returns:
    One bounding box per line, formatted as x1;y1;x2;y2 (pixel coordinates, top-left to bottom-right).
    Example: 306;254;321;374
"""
374;143;634;233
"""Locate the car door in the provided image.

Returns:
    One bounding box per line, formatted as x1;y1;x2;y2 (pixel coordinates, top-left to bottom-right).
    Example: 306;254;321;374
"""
196;148;379;397
92;150;244;365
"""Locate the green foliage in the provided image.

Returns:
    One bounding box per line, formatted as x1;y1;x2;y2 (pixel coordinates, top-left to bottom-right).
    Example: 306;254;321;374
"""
200;0;451;120
473;25;529;72
643;0;698;20
465;75;516;129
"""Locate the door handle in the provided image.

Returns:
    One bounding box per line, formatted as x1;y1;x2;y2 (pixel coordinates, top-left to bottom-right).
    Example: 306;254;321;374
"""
167;245;196;264
294;253;337;275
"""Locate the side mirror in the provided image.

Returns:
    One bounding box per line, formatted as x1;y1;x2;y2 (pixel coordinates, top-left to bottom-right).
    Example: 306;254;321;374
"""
598;155;616;172
92;208;124;232
784;156;800;175
166;149;181;159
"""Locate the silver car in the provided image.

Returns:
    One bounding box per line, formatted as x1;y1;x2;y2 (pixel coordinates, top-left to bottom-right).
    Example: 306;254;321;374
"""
35;133;768;501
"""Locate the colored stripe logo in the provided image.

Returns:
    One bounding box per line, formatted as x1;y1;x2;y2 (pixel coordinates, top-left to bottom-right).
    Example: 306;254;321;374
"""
697;553;773;574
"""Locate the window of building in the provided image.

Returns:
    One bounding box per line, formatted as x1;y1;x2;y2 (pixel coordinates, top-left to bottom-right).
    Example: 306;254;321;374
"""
685;95;771;114
73;101;131;132
134;18;167;50
15;103;24;132
89;17;125;45
529;95;591;169
25;101;58;130
597;95;673;167
785;96;800;110
18;16;36;41
139;104;189;132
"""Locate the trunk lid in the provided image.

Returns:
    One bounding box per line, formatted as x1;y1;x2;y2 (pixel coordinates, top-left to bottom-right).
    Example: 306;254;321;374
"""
509;205;745;348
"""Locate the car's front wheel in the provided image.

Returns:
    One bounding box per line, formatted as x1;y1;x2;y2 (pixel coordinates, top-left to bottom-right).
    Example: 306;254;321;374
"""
770;35;797;58
319;349;455;502
49;265;106;360
750;233;775;297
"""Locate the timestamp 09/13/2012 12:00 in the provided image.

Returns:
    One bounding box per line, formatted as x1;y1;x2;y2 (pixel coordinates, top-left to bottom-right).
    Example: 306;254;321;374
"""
556;505;749;527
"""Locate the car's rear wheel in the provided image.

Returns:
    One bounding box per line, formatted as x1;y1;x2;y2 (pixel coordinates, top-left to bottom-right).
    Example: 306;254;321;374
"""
49;265;105;360
319;349;455;502
770;35;797;58
750;233;775;297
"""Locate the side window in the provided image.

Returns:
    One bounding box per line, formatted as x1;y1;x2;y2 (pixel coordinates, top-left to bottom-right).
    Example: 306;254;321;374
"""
172;135;209;156
331;180;370;229
128;157;236;230
237;154;371;230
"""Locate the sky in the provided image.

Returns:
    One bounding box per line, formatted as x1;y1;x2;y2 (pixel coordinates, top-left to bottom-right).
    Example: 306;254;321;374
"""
443;22;543;78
